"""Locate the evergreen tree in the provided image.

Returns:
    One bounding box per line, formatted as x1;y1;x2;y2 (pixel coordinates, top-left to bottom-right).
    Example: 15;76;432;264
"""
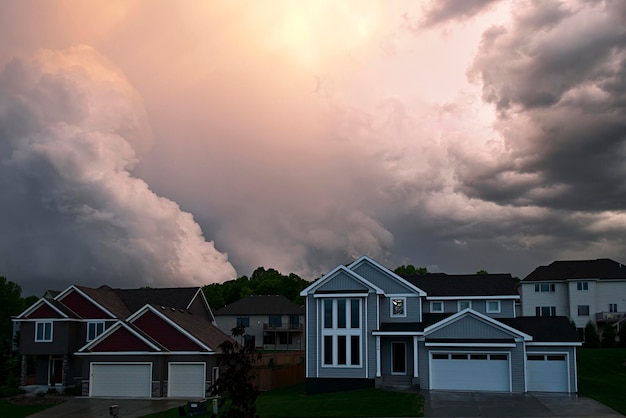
583;321;600;348
601;322;617;348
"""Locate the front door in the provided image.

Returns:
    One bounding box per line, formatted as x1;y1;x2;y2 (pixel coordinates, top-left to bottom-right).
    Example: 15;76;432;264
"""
49;358;63;385
391;342;406;374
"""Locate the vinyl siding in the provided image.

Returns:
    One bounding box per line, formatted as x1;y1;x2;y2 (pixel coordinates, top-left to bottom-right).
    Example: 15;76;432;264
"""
379;297;422;322
428;315;516;340
351;263;414;294
315;271;371;292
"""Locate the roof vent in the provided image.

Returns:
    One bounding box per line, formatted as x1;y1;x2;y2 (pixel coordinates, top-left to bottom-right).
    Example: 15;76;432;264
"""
187;310;192;314
160;306;166;310
171;307;176;311
179;309;184;313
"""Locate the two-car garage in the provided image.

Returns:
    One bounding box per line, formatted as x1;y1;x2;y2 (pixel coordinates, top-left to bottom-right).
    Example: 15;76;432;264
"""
430;352;511;392
89;362;207;398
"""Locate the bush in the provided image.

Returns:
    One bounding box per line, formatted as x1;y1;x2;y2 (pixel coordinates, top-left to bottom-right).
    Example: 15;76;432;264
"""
583;321;600;348
63;384;82;396
46;387;58;395
602;322;617;347
0;385;20;398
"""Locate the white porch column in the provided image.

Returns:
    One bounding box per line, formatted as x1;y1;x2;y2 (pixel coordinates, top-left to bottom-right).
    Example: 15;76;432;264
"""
376;336;381;377
413;336;418;378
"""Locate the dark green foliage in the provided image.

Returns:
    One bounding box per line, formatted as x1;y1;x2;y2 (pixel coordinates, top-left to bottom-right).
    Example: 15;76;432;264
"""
476;270;489;275
211;324;261;418
394;265;429;275
619;324;626;348
203;267;309;309
583;321;600;348
601;322;617;347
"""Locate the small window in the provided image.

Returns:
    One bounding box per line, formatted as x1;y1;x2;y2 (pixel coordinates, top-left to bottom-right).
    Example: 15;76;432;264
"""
535;283;555;292
269;315;282;328
576;281;589;291
391;298;406;317
609;303;618;313
236;316;250;328
263;334;275;345
451;354;468;360
536;306;556;316
350;336;360;365
470;354;488;360
430;301;444;313
577;305;590;316
547;355;566;361
490;354;508;361
527;355;544;361
323;336;333;365
458;300;472;311
86;321;105;341
486;300;501;313
432;353;448;360
35;321;52;342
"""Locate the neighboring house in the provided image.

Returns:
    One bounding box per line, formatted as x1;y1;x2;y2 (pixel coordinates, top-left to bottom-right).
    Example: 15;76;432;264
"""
300;256;580;394
519;259;626;330
13;285;232;398
214;295;305;350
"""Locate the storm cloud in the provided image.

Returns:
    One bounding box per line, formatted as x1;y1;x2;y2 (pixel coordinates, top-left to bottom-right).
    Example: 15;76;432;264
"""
2;1;626;295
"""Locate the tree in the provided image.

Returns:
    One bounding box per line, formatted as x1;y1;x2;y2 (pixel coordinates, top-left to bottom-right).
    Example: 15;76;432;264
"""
394;265;429;275
211;324;261;418
476;270;489;275
618;323;626;348
0;277;29;387
601;322;617;348
583;321;600;348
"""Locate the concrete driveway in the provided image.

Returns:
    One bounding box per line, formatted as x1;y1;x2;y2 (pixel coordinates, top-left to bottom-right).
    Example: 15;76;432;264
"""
422;391;623;417
27;397;187;418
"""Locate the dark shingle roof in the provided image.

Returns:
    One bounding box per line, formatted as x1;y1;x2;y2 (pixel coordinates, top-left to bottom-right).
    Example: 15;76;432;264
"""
113;287;200;312
522;259;626;282
403;274;519;297
214;295;304;316
499;316;581;342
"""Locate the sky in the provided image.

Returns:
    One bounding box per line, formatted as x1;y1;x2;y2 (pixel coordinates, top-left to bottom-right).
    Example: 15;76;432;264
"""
1;0;626;296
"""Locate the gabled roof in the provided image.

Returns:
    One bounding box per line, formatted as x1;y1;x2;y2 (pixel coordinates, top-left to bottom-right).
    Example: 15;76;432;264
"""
404;274;519;298
300;264;384;296
347;256;427;296
424;308;533;341
15;298;76;319
522;258;626;282
214;295;304;316
499;317;581;343
112;287;201;313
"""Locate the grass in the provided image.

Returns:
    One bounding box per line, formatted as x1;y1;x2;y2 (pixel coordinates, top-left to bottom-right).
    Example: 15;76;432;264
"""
140;382;423;417
578;347;626;415
0;399;54;418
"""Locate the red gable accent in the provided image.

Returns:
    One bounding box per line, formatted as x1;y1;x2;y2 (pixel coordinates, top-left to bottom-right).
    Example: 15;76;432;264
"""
133;310;203;351
60;289;110;319
27;303;63;319
91;326;155;352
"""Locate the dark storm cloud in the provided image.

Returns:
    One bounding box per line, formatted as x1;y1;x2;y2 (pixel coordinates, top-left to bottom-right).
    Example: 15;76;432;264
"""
459;0;626;211
0;46;236;295
419;0;502;27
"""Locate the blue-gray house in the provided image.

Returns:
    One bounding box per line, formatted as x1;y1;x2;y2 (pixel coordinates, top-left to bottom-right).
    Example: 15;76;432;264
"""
300;256;580;394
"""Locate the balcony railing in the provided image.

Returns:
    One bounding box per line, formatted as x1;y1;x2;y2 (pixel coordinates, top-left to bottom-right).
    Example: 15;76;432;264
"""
263;323;304;332
595;311;626;322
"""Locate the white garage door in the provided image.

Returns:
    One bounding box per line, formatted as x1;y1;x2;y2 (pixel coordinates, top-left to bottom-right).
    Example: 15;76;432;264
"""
430;353;510;392
168;363;206;398
527;354;569;392
90;363;151;398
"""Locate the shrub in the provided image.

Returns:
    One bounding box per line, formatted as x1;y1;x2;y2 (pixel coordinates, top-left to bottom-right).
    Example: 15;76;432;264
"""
602;322;617;347
583;321;600;348
0;385;20;398
63;384;82;396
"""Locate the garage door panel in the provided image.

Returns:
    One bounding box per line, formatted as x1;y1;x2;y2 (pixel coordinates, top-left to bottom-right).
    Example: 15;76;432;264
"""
90;363;152;398
527;354;568;392
431;353;510;392
169;363;206;398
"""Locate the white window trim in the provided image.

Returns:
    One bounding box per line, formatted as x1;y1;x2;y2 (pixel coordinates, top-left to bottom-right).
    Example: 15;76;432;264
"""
35;321;53;342
576;281;589;291
486;300;501;314
86;321;106;342
390;297;407;318
457;300;472;311
321;298;362;368
430;301;444;313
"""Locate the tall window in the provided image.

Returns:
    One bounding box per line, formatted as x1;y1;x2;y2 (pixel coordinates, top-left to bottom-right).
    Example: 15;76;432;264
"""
536;306;556;316
322;298;362;367
87;321;105;341
35;321;52;342
609;303;618;313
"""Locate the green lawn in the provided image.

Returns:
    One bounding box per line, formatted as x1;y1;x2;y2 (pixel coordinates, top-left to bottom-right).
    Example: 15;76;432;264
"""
0;399;54;418
141;383;423;417
578;347;626;415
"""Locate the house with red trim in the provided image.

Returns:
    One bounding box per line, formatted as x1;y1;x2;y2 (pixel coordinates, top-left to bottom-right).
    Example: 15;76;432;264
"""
13;284;232;398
